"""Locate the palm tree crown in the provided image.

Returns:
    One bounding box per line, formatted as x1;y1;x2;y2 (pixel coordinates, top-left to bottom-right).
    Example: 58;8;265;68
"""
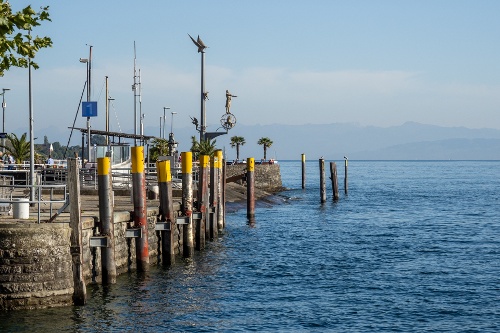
190;136;217;160
230;136;245;161
0;133;31;164
257;137;273;161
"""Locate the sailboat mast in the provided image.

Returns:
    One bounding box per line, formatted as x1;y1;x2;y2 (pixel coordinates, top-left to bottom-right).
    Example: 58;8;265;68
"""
133;41;138;146
139;69;143;145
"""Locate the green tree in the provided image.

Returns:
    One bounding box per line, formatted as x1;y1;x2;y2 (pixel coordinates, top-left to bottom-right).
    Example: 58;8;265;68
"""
230;136;245;161
0;2;52;76
257;137;273;161
190;136;216;160
0;132;30;163
90;134;106;146
148;138;169;162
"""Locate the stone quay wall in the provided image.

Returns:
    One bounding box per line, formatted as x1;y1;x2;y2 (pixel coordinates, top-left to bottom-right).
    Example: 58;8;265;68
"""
0;205;183;310
0;223;74;310
225;164;283;192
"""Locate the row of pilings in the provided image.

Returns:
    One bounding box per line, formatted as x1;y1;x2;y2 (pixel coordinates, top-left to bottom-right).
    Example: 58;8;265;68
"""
301;153;348;203
69;148;256;306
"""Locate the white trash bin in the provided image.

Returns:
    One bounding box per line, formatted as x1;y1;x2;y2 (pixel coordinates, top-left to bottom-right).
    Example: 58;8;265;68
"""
12;198;30;219
147;185;159;200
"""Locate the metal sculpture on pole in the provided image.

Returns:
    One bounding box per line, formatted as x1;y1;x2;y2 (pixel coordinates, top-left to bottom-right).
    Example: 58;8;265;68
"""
188;34;238;142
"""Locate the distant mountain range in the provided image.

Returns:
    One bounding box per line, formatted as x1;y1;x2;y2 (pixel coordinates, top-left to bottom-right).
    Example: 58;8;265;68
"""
19;121;500;160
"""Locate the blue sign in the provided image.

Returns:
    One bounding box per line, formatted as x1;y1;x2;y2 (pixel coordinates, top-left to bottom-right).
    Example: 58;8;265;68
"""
82;101;98;117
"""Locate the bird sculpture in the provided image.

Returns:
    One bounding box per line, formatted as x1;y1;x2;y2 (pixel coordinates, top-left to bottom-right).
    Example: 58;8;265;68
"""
188;34;208;53
190;116;199;130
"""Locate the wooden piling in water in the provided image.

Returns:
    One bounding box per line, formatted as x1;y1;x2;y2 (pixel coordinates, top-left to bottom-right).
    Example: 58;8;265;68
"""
301;153;306;189
216;150;224;232
97;157;116;284
247;157;255;219
182;152;194;258
209;154;219;240
131;146;149;272
330;162;339;201
157;159;175;265
344;158;348;195
221;158;226;229
319;158;326;203
68;158;86;305
197;155;210;251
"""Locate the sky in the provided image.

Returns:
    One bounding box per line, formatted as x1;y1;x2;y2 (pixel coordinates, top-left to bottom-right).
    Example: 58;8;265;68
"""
1;0;500;147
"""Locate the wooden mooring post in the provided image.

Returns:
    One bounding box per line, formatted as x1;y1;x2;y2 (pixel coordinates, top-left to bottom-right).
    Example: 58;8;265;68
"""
319;158;326;203
330;162;339;201
247;157;255;219
221;157;226;229
97;157;116;284
344;158;348;195
156;159;175;265
197;155;210;251
68;157;86;305
209;153;219;240
131;146;149;272
301;153;306;189
216;150;224;233
181;152;194;258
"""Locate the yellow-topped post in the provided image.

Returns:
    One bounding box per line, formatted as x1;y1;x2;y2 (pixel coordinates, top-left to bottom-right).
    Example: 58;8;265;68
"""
216;150;224;232
131;146;149;271
97;156;116;284
247;157;255;219
197;155;210;250
156;159;175;265
209;153;219;239
181;152;194;257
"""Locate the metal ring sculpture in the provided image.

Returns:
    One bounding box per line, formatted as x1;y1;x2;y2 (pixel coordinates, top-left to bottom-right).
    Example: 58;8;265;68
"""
221;113;236;131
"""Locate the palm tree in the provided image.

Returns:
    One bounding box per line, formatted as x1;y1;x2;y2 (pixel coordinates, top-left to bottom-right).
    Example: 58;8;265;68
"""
190;136;217;160
257;137;273;161
0;133;31;164
148;138;169;162
230;136;245;161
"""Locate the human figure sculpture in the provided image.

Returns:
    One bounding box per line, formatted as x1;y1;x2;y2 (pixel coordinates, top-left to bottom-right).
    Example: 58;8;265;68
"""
225;90;237;114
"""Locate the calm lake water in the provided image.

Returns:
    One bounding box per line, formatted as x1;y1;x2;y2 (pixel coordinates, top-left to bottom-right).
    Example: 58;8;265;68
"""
1;160;499;332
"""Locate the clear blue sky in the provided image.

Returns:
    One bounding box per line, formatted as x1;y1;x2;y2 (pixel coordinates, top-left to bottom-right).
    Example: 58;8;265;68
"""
2;0;500;145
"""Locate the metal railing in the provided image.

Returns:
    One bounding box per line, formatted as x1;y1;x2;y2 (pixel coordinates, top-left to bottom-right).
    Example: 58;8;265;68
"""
0;183;68;223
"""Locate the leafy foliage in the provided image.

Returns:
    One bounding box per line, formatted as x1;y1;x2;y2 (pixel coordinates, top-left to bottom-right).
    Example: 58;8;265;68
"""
0;2;52;76
0;132;30;163
230;136;245;161
190;136;217;160
148;138;169;162
257;137;273;160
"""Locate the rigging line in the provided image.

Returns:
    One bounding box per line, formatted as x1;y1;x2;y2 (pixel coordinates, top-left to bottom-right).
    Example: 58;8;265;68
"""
64;80;87;158
110;100;123;133
96;78;105;103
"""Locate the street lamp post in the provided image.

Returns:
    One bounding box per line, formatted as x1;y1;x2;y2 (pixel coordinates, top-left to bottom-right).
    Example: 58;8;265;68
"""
163;107;170;139
1;88;10;152
170;111;177;134
159;116;163;138
168;111;178;157
80;45;92;164
188;34;208;142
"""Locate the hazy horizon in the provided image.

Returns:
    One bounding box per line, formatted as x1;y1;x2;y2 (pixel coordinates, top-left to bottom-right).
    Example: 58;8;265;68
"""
2;1;500;147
